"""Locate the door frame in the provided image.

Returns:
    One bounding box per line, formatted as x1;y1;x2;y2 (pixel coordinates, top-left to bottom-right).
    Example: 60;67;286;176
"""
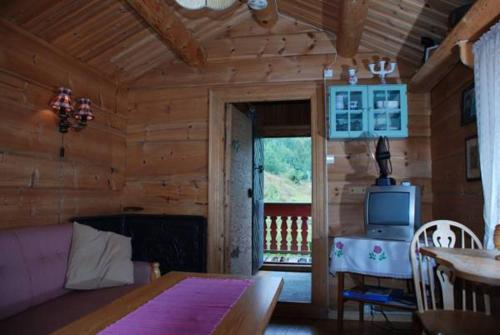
207;83;329;312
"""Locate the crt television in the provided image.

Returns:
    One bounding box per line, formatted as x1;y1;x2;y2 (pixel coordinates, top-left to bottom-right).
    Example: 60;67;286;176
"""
364;185;421;241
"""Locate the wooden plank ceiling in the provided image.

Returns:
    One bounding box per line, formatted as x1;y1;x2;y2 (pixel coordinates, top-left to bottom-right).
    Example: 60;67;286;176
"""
0;0;472;84
278;0;473;66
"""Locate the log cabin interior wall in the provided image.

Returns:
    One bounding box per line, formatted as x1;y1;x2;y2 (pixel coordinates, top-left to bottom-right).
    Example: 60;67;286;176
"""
0;20;127;229
123;10;433;307
0;0;462;234
124;12;432;232
430;64;483;238
1;0;482;308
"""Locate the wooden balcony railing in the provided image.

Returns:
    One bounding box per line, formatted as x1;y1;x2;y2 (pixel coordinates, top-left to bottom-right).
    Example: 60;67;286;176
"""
264;203;312;257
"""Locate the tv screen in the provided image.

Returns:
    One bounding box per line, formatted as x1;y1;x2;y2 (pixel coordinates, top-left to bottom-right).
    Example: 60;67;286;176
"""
368;191;410;226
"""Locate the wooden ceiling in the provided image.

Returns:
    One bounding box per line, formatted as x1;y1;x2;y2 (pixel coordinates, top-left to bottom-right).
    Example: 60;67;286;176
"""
0;0;472;84
278;0;473;66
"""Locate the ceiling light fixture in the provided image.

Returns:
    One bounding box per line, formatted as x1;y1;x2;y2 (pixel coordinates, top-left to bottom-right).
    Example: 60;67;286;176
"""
175;0;238;10
247;0;268;10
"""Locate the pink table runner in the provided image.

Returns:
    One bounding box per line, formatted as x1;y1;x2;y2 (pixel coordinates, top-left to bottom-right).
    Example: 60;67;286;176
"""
98;277;253;335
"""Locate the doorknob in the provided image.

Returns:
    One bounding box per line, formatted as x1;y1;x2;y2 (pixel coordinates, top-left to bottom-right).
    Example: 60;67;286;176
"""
247;188;253;198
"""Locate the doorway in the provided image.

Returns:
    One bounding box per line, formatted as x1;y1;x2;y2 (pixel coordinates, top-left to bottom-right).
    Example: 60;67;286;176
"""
225;100;312;303
208;84;328;316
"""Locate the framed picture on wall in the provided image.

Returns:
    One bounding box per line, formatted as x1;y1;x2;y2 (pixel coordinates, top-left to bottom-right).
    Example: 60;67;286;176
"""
465;136;480;181
461;83;476;126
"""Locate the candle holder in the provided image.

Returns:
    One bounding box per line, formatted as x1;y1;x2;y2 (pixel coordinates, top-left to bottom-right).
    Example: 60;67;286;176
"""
368;61;397;84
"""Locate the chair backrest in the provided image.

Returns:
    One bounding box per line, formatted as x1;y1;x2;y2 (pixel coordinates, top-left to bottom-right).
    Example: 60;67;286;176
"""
410;220;490;314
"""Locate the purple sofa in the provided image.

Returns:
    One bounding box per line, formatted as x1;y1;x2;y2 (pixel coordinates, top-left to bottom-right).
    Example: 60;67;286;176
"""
0;224;153;335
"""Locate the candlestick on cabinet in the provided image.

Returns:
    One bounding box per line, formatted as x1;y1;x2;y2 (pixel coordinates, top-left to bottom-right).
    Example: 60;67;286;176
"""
368;61;397;84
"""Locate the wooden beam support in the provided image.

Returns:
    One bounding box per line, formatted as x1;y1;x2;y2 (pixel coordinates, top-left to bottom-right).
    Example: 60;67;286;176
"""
409;0;500;92
336;0;371;58
249;0;278;28
125;0;206;68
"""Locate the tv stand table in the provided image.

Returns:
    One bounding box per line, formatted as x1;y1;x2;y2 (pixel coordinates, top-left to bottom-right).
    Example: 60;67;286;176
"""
330;235;416;330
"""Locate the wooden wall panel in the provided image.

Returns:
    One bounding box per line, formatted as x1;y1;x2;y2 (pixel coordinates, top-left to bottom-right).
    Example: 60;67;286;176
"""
126;88;432;237
131;52;414;89
124;88;209;216
0;20;126;229
430;64;483;238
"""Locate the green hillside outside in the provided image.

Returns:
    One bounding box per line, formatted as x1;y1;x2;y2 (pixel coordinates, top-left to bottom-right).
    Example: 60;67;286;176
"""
263;137;311;203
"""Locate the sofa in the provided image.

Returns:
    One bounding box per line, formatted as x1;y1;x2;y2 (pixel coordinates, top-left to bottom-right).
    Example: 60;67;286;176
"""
0;223;154;335
72;214;207;275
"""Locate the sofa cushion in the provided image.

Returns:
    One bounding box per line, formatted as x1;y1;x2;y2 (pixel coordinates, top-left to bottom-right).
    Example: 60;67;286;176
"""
0;284;141;335
65;223;134;290
0;224;72;319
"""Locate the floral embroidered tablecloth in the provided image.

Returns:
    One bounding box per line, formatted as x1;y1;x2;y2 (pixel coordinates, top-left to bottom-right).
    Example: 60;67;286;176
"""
330;235;412;279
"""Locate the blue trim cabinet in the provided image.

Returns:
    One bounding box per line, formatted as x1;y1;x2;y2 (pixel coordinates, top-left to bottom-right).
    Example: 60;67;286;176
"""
328;84;408;139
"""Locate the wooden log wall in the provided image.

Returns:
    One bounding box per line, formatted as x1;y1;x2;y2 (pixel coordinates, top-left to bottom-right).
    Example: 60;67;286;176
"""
125;16;431;238
431;64;483;238
0;20;127;229
125;15;431;226
124;14;432;309
125;88;208;216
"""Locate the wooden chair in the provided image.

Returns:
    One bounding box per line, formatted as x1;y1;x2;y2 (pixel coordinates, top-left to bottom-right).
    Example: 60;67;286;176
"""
410;220;496;334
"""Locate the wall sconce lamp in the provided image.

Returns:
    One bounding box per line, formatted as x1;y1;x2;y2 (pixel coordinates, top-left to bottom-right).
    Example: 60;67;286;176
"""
50;87;94;133
368;61;397;84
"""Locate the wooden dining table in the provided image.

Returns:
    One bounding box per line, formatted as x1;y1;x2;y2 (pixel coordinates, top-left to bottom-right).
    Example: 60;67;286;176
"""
51;271;283;335
420;247;500;286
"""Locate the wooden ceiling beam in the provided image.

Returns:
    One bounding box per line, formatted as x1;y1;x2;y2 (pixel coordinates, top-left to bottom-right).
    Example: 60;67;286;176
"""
125;0;206;68
336;0;371;58
409;0;500;92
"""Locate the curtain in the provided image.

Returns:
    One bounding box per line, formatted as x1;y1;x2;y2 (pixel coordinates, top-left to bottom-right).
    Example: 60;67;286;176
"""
473;20;500;249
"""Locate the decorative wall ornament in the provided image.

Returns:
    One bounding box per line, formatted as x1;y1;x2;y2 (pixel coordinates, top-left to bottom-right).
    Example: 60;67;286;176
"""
465;135;480;181
368;60;397;84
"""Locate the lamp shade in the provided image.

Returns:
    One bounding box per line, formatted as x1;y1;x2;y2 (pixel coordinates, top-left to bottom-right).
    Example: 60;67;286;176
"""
175;0;237;10
74;98;94;121
50;87;73;112
247;0;268;10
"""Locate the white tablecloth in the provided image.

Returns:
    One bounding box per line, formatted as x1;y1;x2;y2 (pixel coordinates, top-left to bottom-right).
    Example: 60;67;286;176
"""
329;235;413;279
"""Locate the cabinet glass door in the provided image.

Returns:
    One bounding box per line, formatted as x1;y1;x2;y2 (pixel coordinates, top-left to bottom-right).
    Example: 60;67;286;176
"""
329;86;367;138
368;85;407;137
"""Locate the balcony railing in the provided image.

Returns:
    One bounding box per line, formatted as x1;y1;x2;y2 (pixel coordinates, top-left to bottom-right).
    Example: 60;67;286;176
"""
264;203;312;264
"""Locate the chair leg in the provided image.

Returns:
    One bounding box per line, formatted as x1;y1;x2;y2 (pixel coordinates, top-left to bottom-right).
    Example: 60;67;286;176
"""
337;272;345;331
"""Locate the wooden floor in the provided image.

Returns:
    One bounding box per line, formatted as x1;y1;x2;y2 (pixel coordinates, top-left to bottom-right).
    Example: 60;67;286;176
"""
265;318;421;335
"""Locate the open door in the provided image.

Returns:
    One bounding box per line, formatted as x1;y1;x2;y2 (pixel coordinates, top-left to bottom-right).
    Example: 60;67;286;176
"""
225;104;253;276
252;134;264;274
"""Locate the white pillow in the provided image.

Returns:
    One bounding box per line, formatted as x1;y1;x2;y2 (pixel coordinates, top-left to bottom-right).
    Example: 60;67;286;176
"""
65;222;134;290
